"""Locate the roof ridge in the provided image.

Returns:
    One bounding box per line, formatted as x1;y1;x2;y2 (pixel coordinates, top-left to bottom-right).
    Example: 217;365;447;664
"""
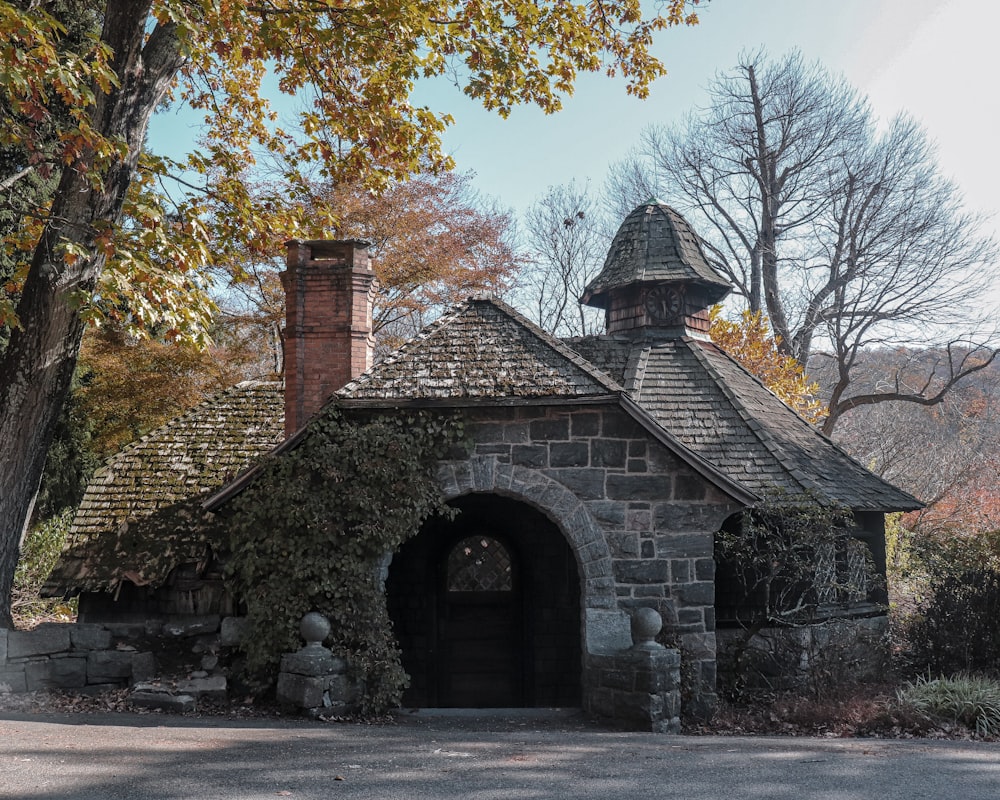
341;295;626;398
626;342;651;397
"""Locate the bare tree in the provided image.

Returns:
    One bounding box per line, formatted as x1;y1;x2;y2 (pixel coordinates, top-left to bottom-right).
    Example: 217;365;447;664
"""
822;351;1000;506
518;181;606;337
608;50;999;434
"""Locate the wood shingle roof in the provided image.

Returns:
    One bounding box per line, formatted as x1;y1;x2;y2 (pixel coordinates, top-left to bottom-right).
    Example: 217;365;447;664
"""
339;297;624;402
565;334;921;511
42;381;284;595
581;202;731;308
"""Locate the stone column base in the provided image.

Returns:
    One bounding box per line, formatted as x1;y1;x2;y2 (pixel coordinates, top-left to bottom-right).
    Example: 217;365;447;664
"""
583;648;681;733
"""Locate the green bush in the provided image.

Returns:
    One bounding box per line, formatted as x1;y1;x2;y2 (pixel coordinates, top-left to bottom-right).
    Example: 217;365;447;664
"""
896;674;1000;737
13;510;77;626
906;568;1000;676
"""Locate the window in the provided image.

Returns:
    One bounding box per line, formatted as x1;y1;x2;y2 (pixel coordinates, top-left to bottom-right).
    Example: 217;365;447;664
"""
446;536;513;592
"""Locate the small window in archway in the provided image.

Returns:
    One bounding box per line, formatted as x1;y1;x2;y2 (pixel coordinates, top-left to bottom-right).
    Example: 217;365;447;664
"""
447;536;513;592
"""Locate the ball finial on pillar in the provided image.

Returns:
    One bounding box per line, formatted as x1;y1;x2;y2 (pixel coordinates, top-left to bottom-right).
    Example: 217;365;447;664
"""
300;612;331;649
630;607;664;650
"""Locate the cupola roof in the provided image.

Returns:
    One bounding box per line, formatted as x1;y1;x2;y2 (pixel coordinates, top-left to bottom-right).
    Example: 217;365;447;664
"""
581;201;731;309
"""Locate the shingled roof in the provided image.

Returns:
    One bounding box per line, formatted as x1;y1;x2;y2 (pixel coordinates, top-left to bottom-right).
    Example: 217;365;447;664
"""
47;201;921;596
581;202;731;308
339;296;624;402
204;297;757;511
565;335;921;511
42;381;284;596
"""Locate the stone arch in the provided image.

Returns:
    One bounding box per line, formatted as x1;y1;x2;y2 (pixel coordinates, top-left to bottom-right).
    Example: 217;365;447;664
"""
436;455;616;613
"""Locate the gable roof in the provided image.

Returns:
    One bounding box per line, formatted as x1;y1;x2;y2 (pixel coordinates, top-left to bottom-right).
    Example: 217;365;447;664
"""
339;296;625;402
581;202;731;308
42;381;284;596
567;334;921;511
204;297;757;511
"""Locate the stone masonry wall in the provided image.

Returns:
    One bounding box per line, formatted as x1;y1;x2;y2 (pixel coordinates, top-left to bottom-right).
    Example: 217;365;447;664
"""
438;402;741;716
0;615;241;707
0;623;156;694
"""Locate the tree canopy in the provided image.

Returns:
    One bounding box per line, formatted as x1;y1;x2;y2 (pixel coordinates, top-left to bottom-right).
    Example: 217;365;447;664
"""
0;0;701;626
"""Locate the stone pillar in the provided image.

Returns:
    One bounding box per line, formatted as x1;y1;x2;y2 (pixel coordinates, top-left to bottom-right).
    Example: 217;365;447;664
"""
276;613;356;716
582;608;681;733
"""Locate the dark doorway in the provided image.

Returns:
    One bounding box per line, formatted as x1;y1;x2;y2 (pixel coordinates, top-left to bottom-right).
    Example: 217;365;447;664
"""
387;493;581;708
439;535;521;706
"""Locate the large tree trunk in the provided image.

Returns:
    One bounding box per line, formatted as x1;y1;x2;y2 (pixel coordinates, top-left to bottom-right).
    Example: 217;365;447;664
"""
0;2;183;627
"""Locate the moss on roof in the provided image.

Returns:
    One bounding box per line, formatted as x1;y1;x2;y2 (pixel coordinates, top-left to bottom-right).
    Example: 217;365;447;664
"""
43;381;284;596
339;297;623;401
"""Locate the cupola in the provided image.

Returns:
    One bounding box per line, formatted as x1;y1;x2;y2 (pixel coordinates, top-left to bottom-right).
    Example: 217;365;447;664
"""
581;201;730;337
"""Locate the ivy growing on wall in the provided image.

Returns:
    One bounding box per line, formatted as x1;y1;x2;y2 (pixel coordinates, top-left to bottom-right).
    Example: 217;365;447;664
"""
225;405;466;714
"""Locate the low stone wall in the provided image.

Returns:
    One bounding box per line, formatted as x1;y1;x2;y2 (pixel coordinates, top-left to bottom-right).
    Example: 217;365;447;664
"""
0;623;156;694
716;615;889;694
581;607;683;733
0;615;245;705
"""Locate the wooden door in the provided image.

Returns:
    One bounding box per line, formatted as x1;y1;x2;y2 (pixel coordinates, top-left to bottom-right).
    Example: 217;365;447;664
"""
436;535;523;707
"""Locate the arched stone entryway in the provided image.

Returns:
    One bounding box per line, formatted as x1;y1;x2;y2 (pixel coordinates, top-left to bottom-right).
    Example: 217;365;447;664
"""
387;492;582;708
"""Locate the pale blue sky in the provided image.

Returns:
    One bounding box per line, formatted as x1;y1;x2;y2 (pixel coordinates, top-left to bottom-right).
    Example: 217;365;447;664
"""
148;0;998;227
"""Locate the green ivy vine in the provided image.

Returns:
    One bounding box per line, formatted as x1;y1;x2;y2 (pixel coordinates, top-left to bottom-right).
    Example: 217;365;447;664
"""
225;404;466;715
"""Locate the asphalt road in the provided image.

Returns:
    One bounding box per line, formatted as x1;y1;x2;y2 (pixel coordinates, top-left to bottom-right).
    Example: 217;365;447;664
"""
2;709;999;800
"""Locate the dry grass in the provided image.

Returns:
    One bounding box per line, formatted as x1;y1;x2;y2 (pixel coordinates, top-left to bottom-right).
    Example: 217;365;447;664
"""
689;682;998;741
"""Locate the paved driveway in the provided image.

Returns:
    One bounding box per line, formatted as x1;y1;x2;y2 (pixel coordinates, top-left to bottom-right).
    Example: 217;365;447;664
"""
2;710;999;799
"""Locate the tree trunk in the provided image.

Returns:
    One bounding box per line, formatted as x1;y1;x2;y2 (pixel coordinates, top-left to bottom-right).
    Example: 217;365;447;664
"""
747;64;792;354
0;2;183;627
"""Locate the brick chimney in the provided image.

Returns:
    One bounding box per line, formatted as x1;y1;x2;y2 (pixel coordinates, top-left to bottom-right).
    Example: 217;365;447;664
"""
281;239;376;437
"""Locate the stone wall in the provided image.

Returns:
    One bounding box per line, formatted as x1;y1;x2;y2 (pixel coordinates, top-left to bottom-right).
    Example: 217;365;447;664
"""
0;623;156;694
584;649;681;733
46;399;738;728
1;615;241;711
716;616;890;695
439;402;741;716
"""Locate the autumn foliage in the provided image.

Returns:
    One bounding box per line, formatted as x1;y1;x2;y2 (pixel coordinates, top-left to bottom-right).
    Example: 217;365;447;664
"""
76;326;259;459
216;170;521;363
710;306;827;425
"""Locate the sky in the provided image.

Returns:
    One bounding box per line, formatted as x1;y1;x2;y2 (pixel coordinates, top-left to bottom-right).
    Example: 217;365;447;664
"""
148;0;999;236
413;0;999;223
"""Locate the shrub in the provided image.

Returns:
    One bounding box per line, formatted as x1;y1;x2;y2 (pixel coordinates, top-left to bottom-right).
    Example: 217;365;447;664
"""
715;491;882;700
896;674;1000;737
12;510;77;627
906;568;1000;676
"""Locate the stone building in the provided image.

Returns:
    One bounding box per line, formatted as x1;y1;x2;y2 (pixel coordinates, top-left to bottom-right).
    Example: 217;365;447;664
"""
43;201;920;728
